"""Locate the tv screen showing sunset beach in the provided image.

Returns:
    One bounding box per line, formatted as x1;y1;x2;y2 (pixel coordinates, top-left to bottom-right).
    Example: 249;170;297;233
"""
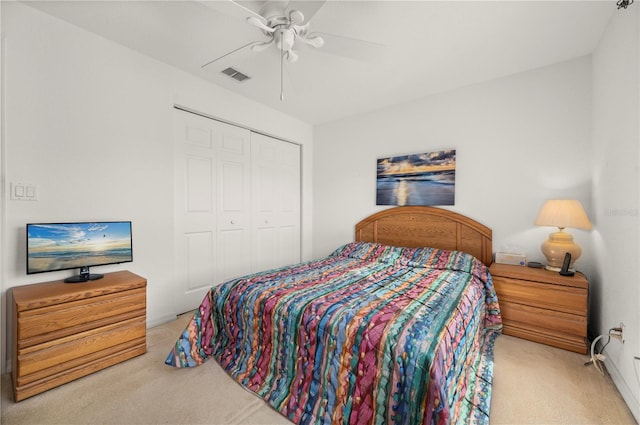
376;150;456;206
27;222;133;274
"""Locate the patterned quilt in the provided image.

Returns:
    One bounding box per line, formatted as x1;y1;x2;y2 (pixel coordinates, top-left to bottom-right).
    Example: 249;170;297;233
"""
166;242;502;425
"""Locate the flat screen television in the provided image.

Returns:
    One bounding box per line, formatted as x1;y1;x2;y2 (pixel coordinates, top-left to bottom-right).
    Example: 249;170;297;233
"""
27;221;133;283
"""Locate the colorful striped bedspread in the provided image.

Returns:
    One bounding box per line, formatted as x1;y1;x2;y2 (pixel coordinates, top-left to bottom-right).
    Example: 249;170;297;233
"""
166;242;502;425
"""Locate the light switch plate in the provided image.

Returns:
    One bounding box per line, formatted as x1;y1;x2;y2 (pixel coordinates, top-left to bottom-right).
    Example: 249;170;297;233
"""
10;182;38;201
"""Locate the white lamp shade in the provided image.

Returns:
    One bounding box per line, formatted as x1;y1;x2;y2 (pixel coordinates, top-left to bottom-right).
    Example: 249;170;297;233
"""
534;200;592;230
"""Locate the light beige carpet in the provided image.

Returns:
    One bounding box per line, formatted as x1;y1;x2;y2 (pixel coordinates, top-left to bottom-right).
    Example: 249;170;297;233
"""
1;313;636;424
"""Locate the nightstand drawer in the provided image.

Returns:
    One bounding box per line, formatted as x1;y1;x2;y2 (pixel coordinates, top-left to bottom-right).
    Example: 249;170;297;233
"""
493;276;587;315
499;301;586;336
501;323;587;353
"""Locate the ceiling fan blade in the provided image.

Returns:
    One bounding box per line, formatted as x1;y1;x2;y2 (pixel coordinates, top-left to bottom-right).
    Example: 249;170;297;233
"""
286;1;326;23
308;32;387;63
297;35;324;49
201;40;266;68
198;0;267;25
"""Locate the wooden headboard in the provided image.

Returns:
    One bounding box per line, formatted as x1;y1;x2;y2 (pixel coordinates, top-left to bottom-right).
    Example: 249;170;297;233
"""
355;206;493;266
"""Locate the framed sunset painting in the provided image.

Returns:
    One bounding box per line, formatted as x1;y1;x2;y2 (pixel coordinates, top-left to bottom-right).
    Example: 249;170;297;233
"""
376;149;456;206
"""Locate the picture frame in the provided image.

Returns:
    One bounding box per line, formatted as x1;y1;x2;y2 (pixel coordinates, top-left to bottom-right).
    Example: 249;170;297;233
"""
376;149;456;206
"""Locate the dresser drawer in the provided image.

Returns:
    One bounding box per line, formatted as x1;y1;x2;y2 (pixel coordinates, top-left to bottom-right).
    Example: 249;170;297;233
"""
16;316;146;381
493;276;586;315
17;288;146;348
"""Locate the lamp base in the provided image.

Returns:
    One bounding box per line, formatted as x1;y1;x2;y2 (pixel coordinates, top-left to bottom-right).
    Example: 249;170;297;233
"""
544;265;562;272
541;229;582;270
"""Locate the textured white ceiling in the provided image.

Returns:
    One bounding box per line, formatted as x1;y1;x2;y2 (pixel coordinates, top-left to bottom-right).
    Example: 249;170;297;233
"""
24;0;615;124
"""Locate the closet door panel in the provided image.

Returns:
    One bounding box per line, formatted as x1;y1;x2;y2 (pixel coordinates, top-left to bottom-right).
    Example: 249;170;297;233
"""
279;141;301;231
279;225;300;267
174;112;219;313
254;227;278;273
251;133;301;272
185;157;212;212
216;128;251;282
174;110;250;313
219;229;248;281
185;232;215;291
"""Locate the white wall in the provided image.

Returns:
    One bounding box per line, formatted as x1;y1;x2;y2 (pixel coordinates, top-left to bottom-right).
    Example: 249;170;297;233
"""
313;56;594;274
0;2;313;373
592;7;639;420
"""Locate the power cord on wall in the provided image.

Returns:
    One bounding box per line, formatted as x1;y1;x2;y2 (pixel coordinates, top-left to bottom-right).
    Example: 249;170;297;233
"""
585;328;615;375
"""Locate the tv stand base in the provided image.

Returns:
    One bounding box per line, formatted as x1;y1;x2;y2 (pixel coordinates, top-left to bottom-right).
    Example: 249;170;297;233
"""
64;273;104;283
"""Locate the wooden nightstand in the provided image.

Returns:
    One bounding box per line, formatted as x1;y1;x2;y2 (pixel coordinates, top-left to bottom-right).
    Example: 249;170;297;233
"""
489;263;588;354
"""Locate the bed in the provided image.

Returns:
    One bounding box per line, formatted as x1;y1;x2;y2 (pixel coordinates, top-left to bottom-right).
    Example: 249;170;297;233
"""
165;206;502;424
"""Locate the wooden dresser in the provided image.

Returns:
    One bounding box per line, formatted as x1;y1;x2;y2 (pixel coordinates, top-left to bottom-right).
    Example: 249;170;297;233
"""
489;263;588;354
11;270;147;401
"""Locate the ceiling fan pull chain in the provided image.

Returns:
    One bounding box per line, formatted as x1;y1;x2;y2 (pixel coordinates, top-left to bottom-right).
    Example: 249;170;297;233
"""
280;35;285;101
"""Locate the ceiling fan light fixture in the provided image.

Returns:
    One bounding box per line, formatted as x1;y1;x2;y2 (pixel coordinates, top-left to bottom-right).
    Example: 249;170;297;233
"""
289;10;304;24
275;28;295;51
286;50;299;62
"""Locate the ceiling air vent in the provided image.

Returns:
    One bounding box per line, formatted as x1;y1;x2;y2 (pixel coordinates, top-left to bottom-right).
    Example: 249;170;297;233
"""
221;67;250;82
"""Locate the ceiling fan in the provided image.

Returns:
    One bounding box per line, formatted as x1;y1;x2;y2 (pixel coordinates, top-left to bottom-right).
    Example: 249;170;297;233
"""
200;0;382;100
202;1;326;69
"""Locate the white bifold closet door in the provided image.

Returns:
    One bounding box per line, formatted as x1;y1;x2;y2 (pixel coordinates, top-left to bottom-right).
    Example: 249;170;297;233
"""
173;109;301;314
173;109;252;314
251;132;301;273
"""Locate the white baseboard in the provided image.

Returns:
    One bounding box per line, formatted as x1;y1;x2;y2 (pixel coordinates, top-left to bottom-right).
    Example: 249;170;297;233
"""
605;356;640;422
147;312;179;329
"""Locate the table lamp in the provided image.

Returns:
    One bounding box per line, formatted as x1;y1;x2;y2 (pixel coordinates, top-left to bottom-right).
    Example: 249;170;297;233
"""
534;199;592;271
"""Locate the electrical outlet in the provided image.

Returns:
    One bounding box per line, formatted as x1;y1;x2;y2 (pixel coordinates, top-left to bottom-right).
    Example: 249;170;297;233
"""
610;323;625;343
